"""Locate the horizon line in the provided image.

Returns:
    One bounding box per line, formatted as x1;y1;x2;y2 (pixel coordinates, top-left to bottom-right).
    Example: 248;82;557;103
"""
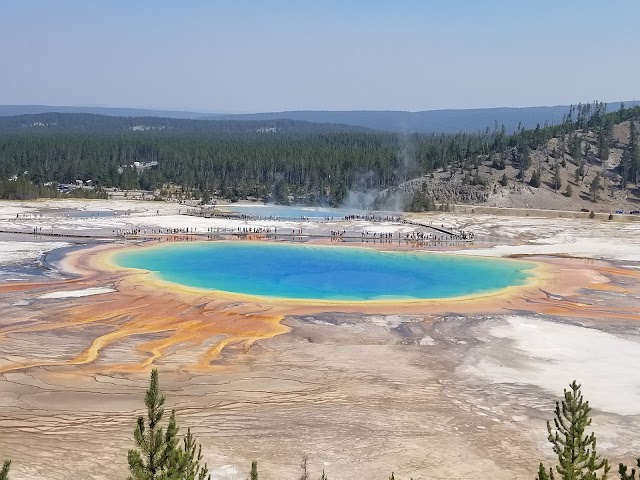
1;99;638;116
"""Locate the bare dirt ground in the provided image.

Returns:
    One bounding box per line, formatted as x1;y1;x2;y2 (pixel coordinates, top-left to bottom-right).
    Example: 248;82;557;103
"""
3;310;640;480
413;120;640;213
1;200;640;479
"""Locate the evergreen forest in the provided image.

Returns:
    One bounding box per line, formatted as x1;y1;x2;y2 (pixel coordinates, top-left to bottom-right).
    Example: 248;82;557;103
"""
0;102;638;209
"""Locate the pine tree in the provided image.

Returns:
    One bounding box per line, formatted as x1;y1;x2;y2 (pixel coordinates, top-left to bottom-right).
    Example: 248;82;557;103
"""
597;127;610;163
565;183;573;197
162;410;181;478
0;460;9;480
180;429;211;480
517;145;531;182
537;462;555;480
590;174;601;202
299;455;309;480
575;161;585;184
583;142;591;165
250;461;258;480
249;460;258;480
499;172;508;187
553;163;562;192
127;369;177;480
319;470;327;480
538;381;610;480
530;168;541;188
629;119;639;185
619;459;640;480
622;147;631;188
570;135;582;162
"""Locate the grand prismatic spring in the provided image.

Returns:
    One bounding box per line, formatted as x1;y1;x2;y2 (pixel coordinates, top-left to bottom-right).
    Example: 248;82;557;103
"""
111;242;537;301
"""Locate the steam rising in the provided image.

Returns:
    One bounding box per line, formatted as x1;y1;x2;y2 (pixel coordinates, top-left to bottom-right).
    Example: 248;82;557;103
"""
341;134;418;212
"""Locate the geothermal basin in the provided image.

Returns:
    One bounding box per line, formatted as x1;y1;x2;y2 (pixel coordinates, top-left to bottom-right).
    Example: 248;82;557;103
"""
2;199;640;480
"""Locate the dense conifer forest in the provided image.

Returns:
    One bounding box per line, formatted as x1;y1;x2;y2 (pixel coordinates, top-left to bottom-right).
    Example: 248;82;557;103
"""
0;103;638;208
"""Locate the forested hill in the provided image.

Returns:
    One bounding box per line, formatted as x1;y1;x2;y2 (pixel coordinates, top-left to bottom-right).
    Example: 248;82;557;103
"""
205;105;625;134
2;102;636;134
0;113;371;136
0;102;638;211
0;105;206;119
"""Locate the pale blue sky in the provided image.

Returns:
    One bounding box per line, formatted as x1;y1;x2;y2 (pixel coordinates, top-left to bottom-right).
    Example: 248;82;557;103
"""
0;0;638;112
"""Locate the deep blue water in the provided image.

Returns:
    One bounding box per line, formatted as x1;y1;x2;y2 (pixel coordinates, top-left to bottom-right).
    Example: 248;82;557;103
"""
113;242;535;301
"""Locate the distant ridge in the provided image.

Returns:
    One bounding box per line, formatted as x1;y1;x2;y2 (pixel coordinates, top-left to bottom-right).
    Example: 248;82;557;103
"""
1;101;636;134
0;105;207;120
0;112;371;135
203;103;633;134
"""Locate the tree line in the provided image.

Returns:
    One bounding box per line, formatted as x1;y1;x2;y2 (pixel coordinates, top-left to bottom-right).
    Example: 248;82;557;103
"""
0;104;638;207
0;126;509;205
0;113;370;136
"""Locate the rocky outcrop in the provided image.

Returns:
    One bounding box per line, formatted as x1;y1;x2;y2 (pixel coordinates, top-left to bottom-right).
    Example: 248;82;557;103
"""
390;177;490;204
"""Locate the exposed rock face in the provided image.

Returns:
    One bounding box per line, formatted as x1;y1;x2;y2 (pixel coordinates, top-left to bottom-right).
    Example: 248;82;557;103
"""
390;176;490;204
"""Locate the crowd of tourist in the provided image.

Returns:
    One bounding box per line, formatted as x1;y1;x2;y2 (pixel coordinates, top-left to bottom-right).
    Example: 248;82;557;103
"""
7;205;475;245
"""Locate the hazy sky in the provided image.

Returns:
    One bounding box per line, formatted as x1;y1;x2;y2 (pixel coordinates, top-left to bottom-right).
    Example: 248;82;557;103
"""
1;0;638;113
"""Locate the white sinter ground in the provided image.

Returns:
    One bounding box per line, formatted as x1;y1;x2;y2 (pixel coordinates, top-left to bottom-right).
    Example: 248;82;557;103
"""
37;287;117;299
1;199;640;261
0;240;70;265
460;316;640;416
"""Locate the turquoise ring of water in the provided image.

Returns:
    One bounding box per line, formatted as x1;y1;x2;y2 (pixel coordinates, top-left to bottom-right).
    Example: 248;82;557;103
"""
112;242;537;302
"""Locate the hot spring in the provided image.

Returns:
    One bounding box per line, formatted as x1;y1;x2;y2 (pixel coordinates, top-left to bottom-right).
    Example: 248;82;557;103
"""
216;204;397;219
112;242;536;301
